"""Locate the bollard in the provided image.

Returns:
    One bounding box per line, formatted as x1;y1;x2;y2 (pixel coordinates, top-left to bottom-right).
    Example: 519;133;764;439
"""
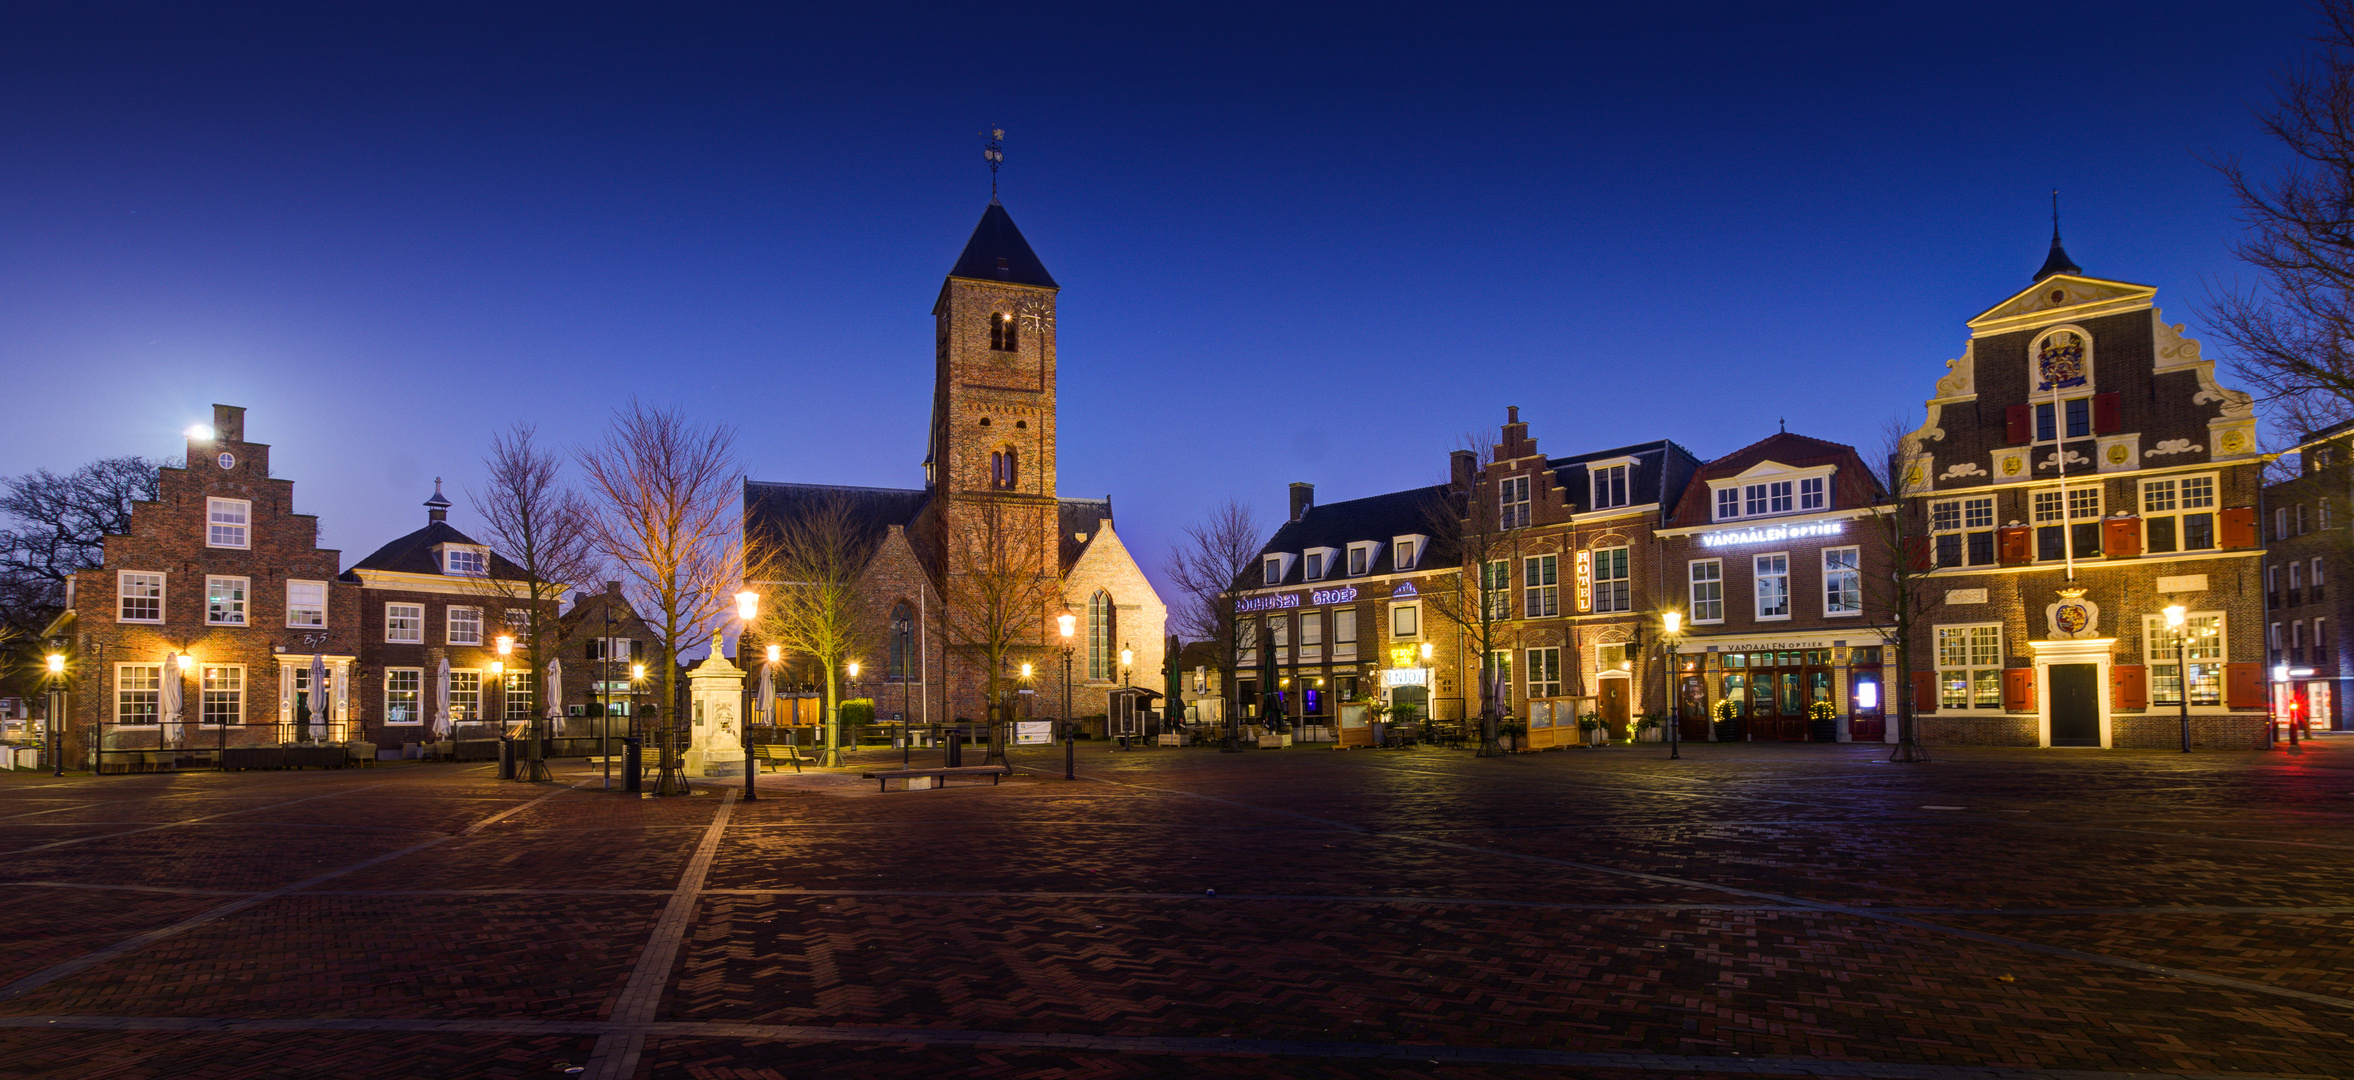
622;736;643;793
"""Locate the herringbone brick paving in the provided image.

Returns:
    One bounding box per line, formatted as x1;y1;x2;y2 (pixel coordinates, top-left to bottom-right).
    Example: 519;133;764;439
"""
4;743;2354;1077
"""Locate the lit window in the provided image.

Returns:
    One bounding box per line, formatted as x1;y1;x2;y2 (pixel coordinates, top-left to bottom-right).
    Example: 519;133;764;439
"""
285;579;327;628
205;576;247;626
1798;476;1826;511
1592;547;1630;613
1590;464;1629;510
1333;608;1358;660
2142;475;2217;554
1500;475;1531;528
1754;553;1790;619
118;572;163;623
447;606;483;646
1935;625;2002;709
2145;613;2224;706
989;312;1019;351
386;603;424;644
1482;560;1512;620
117;663;162;726
1823;546;1861;615
201;665;243;726
207;498;250;549
1526;647;1561;698
1523;554;1558;617
385;668;422;725
447;671;481;722
503;670;535;719
1688;559;1722;623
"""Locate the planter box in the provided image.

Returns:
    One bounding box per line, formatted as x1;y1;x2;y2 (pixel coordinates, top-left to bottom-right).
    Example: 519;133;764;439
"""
1156;733;1185;747
1256;734;1291;748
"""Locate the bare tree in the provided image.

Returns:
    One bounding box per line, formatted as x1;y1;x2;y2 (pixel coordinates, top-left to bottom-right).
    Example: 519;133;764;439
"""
1163;497;1265;729
0;457;170;693
468;423;601;780
942;491;1055;743
1422;435;1516;757
1869;414;1947;764
2206;1;2354;439
576;402;740;795
745;494;881;767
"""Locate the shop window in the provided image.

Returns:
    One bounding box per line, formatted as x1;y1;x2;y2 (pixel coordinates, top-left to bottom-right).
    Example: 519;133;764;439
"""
1591;464;1629;510
2032;486;2102;562
206;576;248;626
1500;475;1531;528
117;663;162;726
1934;624;2002;709
504;670;536;720
2142;475;2217;554
443;548;488;576
1754;553;1790;619
1523;554;1559;617
201;665;244;727
1931;497;1996;567
1823;546;1861;615
119;571;163;624
447;671;481;722
1482;560;1512;620
1592;547;1630;613
1528;647;1562;698
1689;559;1722;623
2145;613;2224;706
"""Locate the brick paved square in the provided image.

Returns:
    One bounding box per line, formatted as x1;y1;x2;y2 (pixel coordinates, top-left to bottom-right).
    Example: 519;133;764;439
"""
4;745;2354;1078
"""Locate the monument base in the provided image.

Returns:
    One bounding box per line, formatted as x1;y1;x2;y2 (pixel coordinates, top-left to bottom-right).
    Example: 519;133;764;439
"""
684;748;745;777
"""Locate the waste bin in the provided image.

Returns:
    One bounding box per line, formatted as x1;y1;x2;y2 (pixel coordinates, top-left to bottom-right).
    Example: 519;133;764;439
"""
498;738;516;780
622;736;643;793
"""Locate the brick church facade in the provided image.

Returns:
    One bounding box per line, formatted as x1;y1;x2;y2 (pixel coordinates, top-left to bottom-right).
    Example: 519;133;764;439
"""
741;200;1166;729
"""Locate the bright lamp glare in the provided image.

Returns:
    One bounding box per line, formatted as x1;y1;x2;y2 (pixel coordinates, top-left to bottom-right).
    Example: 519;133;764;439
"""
736;590;760;621
45;654;65;674
765;644;781;663
631;664;646;680
1020;662;1033;678
1857;682;1878;709
847;661;860;678
185;424;214;441
2164;604;2186;628
176;653;194;670
1056;613;1075;638
495;635;514;655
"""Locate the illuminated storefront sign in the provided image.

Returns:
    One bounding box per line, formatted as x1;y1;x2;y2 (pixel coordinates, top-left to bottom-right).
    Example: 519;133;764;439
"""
1309;585;1358;606
1381;667;1428;688
1699;519;1846;548
1574;549;1592;613
1235;593;1300;613
1391;581;1417;598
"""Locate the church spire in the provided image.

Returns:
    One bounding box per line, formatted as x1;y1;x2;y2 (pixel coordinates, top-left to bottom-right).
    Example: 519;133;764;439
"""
2034;189;2081;281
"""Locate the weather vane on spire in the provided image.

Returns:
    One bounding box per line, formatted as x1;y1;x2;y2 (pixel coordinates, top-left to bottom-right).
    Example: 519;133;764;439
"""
982;127;1005;201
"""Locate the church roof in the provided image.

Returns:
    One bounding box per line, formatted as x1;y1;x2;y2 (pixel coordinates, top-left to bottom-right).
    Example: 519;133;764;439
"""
742;481;930;553
1060;497;1113;571
947;202;1058;289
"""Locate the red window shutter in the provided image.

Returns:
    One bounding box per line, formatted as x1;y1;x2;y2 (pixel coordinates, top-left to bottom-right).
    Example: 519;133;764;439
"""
2111;665;2147;711
1904;534;1931;572
2002;667;2036;712
2219;507;2258;550
2102;517;2142;558
2092;392;2122;434
1998;526;2032;565
2005;403;2032;444
2224;662;2265;710
1911;670;1938;713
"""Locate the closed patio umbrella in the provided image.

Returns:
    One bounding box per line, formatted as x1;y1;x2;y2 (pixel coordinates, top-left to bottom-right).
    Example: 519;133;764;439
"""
757;659;775;728
159;652;184;746
308;653;329;742
432;657;453;738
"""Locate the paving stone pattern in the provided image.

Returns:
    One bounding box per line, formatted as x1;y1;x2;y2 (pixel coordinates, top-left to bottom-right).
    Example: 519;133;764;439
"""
5;744;2354;1078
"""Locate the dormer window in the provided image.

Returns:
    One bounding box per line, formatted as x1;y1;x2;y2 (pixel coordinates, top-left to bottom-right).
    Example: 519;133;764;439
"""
1304;552;1324;580
1390;534;1427;571
989;312;1019;352
442;547;488;576
1591;464;1629;510
1395;541;1415;569
1800;476;1827;510
1263;556;1284;586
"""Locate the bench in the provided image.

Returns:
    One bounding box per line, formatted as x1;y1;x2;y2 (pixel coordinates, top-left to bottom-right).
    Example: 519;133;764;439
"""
860;764;1012;792
751;743;807;774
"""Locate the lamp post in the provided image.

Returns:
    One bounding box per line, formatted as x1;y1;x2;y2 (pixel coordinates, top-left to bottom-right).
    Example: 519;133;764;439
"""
824;660;858;769
899;619;913;767
2166;604;2190;753
1118;644;1135;750
1661;610;1684;760
1057;608;1076;780
45;652;65;776
737;590;760;801
631;662;648;790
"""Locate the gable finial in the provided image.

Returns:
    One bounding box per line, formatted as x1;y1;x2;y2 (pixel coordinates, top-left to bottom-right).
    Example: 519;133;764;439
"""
2033;188;2082;282
2051;188;2061;242
981;127;1004;203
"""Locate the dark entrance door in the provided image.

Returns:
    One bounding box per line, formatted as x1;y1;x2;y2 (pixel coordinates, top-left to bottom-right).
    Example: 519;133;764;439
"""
2049;663;2101;746
1849;667;1885;741
1678;675;1709;741
1599;679;1628;737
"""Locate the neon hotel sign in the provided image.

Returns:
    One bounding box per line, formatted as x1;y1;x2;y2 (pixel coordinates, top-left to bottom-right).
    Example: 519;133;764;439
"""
1700;519;1846;548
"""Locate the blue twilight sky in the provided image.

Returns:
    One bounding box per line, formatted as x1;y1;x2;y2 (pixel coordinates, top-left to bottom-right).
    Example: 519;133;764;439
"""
0;2;2320;594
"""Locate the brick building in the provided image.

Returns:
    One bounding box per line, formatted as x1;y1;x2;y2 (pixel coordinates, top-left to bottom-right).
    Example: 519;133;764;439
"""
1896;235;2270;749
555;580;659;734
1656;431;1893;743
740;200;1167;730
51;405;358;766
339;483;564;749
2265;421;2352;730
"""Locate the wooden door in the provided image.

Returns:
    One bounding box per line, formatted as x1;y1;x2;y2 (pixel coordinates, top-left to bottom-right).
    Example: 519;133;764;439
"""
2049;664;2101;746
1849;669;1885;741
1599;678;1629;737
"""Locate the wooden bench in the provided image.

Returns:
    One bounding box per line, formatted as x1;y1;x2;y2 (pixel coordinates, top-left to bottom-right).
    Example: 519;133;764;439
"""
751;743;807;774
860;764;1011;792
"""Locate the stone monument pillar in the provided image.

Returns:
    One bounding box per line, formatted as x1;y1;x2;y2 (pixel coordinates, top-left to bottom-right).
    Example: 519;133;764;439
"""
684;633;747;777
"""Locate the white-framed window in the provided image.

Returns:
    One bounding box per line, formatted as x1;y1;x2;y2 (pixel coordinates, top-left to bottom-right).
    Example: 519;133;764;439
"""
1333;608;1358;661
1391;603;1420;638
205;576;248;626
1526;647;1562;698
2144;612;2224;706
1269;616;1290;662
206;497;250;549
1799;476;1826;511
1347;544;1372;576
2032;486;2102;562
447;605;483;646
1262;556;1283;586
503;669;536;720
1744;483;1769;516
1482;560;1512;620
1754;553;1790;619
1303;551;1324;580
1523;554;1559;618
201;665;244;727
2034;397;2094;442
1300;611;1323;660
448;670;482;722
1823;546;1861;616
118;571;163;624
1393;539;1417;570
117;663;163;726
1590;464;1629;510
386;603;424;644
1689;559;1723;623
444;547;488;576
1237;620;1258;666
1484;649;1513;709
503;608;530;630
385;668;423;724
587;637;637;661
1934;624;2002;710
2276;507;2290;541
285;579;327;628
1592;546;1630;613
1715;487;1739;521
1931;496;1996;567
1500;475;1531;529
2141;474;2217;554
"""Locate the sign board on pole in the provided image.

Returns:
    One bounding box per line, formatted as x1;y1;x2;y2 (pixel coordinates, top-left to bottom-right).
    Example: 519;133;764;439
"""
1015;721;1054;745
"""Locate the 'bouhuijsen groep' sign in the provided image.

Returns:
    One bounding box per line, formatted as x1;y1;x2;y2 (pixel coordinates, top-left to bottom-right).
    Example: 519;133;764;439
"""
1236;585;1359;613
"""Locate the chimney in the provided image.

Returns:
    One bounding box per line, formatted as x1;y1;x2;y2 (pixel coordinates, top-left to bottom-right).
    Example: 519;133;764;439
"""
212;404;246;443
605;580;622;595
1289;482;1315;521
1500;405;1531;458
424;477;452;523
1451;449;1478;491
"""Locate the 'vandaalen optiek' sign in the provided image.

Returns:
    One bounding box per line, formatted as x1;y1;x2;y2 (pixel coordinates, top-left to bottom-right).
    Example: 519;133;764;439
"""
1699;518;1846;549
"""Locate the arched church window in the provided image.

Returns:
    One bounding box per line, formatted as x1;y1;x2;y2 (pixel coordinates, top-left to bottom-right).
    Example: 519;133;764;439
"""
990;312;1019;352
1087;589;1113;680
990;448;1018;490
888;602;914;681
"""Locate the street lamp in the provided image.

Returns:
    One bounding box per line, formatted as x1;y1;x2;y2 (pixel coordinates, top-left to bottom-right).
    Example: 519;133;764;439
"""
1057;608;1077;780
737;589;760;801
45;652;65;776
630;662;647;790
2166;604;2190;753
1661;610;1684;760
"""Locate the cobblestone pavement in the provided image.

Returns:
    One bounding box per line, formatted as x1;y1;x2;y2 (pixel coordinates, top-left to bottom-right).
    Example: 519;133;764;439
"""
6;740;2354;1079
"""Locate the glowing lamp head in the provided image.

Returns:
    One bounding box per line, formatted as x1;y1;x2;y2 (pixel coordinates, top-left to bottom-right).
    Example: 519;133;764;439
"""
490;660;504;676
735;590;760;622
1020;662;1033;679
765;644;781;664
2164;604;2186;629
1120;647;1133;668
495;635;514;656
1056;611;1076;639
631;663;646;681
1619;660;1632;671
45;653;65;674
176;653;194;670
846;661;860;679
1419;642;1434;662
1663;611;1682;635
185;424;214;441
